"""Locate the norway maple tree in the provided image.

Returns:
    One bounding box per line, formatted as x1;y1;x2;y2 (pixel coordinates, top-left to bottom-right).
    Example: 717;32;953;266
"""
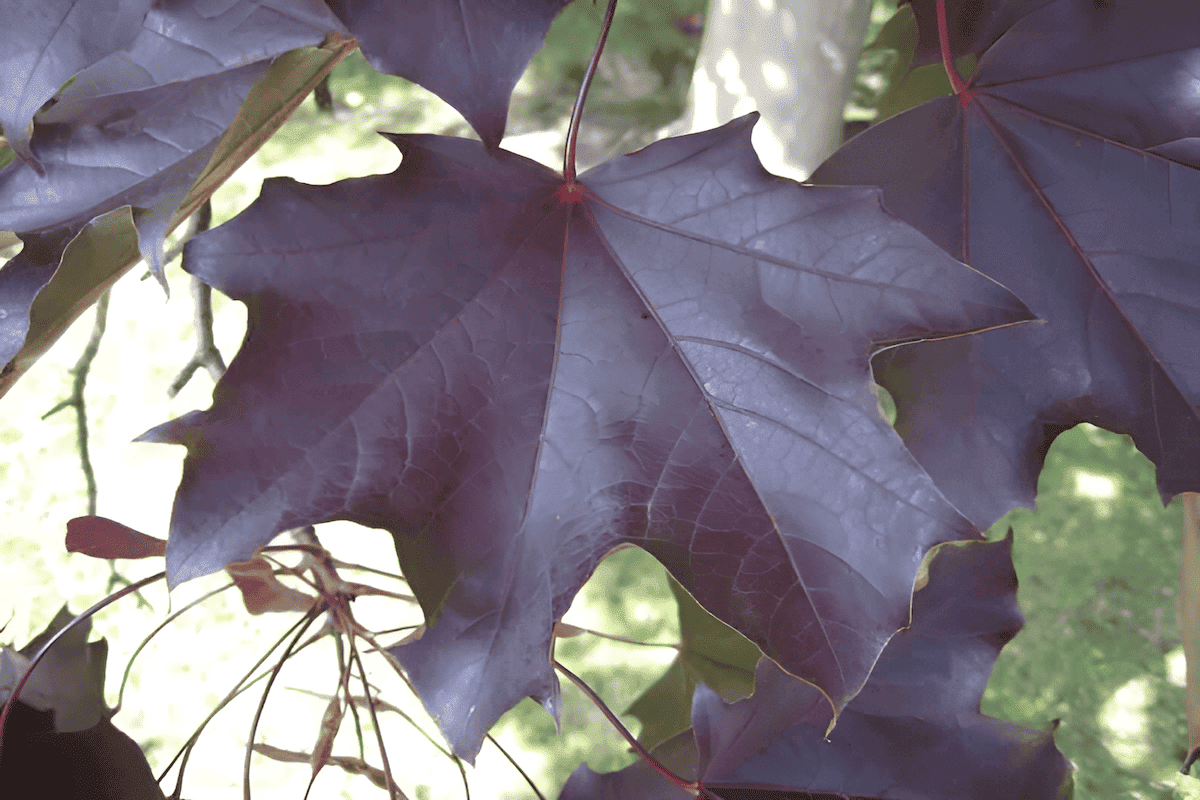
0;0;1196;798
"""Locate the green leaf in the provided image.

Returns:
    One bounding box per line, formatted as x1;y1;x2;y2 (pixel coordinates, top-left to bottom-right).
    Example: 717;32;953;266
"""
1;207;138;397
627;576;761;750
183;32;358;225
851;2;919;114
876;55;977;122
851;4;976;124
625;658;691;751
671;578;760;701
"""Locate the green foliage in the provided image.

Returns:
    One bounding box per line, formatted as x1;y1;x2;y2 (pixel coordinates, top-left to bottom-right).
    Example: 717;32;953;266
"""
626;576;760;750
985;425;1189;798
847;0;901;120
848;0;977;124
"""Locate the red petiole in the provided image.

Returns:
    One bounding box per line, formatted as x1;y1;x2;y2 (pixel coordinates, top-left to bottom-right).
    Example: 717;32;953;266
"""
937;0;975;106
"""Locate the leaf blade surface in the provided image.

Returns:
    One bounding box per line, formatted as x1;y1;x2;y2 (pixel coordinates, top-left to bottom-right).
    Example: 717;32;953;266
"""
812;0;1200;526
153;115;1033;759
325;0;573;148
560;537;1072;800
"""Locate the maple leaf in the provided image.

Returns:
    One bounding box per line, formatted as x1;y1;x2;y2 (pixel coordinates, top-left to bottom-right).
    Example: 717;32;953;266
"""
0;0;152;176
142;113;1032;760
560;536;1071;800
0;41;357;399
0;608;165;800
812;0;1200;528
0;0;346;384
559;757;694;800
0;236;60;367
324;0;574;148
0;0;344;284
1;607;107;735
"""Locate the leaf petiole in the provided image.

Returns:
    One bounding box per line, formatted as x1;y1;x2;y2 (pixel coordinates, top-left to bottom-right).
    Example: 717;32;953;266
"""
562;0;619;186
554;659;718;798
936;0;974;104
242;606;323;800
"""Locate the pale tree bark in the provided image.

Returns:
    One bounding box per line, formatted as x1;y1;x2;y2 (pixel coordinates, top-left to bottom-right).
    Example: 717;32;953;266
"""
670;0;873;180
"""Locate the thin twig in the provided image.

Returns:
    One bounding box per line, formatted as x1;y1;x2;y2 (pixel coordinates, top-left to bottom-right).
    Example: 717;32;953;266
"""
162;610;325;796
936;0;973;102
158;198;208;268
328;557;412;584
114;580;238;713
331;613;368;763
486;732;546;800
557;621;680;648
348;637;408;800
347;627;472;796
243;607;323;800
253;743;389;789
301;688;456;763
40;289;152;606
42;290;109;513
168;199;225;397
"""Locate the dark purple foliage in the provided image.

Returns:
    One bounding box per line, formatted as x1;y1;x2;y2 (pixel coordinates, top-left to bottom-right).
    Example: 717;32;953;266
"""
560;536;1071;800
0;0;344;361
813;0;1200;528
146;113;1029;759
0;0;152;176
324;0;574;148
900;0;1052;66
0;609;164;800
3;0;1192;795
0;240;59;366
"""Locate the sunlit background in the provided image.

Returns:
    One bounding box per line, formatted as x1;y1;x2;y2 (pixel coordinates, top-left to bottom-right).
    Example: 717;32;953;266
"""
3;1;1199;798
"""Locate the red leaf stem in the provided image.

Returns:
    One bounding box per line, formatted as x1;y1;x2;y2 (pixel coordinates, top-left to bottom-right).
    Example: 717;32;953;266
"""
554;660;718;798
936;0;973;105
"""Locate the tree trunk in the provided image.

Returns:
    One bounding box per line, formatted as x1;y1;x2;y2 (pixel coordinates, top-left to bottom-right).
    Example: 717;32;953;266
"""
671;0;873;180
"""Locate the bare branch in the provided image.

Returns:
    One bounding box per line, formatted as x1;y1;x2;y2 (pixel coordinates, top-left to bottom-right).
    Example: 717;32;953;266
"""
42;290;110;515
168;199;226;397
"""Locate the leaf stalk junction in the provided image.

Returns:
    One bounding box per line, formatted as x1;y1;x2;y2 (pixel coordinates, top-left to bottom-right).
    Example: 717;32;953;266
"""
561;0;620;195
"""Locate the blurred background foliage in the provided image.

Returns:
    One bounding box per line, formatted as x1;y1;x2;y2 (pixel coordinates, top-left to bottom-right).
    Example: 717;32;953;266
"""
2;0;1198;798
983;425;1191;800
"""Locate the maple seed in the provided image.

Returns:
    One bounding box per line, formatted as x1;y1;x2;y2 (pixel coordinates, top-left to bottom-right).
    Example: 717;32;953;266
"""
557;182;585;204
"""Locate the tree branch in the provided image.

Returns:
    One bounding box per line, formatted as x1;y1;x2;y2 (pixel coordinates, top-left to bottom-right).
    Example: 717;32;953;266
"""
40;288;153;604
168;199;226;398
42;290;110;515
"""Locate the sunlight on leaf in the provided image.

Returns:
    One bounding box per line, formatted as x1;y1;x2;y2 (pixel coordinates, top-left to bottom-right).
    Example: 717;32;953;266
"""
1074;472;1118;500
